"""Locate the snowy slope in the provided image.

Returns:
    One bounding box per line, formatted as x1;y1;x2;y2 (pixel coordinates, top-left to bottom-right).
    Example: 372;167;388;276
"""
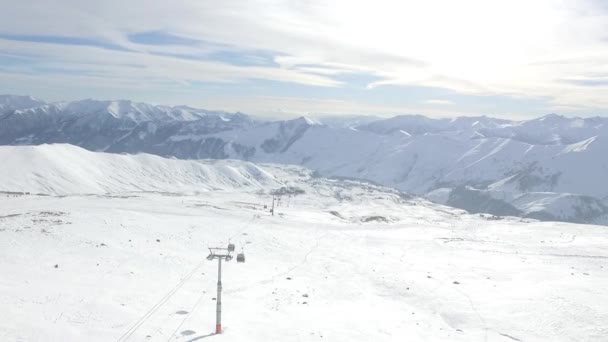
0;144;282;195
2;94;608;224
1;153;607;341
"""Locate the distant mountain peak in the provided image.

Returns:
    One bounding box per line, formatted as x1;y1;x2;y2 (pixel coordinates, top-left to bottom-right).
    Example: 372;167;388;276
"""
0;94;47;111
293;116;321;126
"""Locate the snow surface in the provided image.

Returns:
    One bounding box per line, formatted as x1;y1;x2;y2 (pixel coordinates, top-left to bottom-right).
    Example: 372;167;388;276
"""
0;144;281;195
1;145;607;341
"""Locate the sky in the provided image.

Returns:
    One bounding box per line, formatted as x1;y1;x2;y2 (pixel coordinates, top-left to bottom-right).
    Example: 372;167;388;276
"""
1;0;608;119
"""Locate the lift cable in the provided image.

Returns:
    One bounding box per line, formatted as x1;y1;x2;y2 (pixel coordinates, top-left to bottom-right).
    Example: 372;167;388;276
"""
165;285;208;341
116;260;205;342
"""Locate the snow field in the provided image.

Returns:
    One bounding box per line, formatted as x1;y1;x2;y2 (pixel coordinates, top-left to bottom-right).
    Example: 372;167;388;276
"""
1;186;607;341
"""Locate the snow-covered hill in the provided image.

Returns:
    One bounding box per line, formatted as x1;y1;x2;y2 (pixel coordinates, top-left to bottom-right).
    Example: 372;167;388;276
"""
2;94;608;224
0;144;283;195
1;150;607;341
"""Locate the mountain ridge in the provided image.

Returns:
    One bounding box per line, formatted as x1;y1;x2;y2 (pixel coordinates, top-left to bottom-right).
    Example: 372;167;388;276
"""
2;94;607;224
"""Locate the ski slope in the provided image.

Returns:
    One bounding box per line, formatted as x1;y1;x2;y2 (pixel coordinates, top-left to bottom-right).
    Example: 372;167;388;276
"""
1;146;607;341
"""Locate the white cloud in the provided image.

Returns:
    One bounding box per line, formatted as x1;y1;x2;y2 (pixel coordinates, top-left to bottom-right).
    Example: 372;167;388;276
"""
0;38;342;88
193;95;473;119
1;0;608;114
425;99;454;106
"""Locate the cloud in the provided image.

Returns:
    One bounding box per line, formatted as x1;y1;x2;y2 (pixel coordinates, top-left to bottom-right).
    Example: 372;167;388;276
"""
0;38;342;88
192;95;472;119
1;0;608;116
425;99;454;106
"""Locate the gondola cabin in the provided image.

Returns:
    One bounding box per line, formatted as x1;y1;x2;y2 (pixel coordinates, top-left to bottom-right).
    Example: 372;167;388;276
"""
237;253;245;263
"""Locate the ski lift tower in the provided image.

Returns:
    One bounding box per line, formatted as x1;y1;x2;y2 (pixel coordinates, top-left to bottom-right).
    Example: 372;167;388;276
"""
206;243;245;334
207;245;232;334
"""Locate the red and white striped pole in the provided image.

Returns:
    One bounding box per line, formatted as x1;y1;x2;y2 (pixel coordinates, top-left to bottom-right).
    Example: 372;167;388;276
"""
216;258;222;334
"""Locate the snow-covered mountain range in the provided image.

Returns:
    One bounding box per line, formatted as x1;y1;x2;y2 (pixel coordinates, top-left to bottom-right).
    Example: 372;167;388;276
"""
2;94;607;224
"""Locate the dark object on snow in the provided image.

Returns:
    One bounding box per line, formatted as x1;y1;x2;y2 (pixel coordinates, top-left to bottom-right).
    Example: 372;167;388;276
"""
237;252;245;263
156;239;160;242
54;264;58;268
271;186;305;196
361;215;389;223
